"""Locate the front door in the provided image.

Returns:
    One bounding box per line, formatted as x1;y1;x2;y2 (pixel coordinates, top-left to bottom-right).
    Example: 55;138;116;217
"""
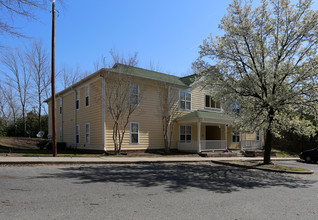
206;126;221;140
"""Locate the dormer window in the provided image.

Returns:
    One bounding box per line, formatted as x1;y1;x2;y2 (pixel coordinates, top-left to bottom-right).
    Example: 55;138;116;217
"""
205;95;220;109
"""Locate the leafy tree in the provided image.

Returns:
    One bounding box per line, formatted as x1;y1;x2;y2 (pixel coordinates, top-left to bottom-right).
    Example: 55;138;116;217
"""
194;0;318;164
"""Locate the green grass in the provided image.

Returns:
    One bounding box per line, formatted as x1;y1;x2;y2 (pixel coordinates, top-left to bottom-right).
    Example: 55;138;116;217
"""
273;148;299;157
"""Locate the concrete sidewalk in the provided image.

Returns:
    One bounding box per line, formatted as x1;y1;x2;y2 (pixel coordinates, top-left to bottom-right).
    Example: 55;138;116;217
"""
0;156;299;165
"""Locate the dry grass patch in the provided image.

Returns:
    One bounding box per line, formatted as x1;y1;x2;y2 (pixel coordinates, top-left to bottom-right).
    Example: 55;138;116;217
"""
227;160;310;172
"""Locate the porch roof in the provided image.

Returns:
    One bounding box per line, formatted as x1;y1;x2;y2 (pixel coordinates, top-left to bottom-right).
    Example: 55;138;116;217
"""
176;110;234;124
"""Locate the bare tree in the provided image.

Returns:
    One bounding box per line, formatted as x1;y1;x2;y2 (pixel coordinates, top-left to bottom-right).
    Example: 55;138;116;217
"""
26;39;50;131
103;71;142;154
148;60;162;72
94;55;109;71
1;82;19;130
0;81;8;119
94;48;139;71
157;83;181;153
100;52;140;154
1;49;31;135
0;0;65;48
58;65;84;90
110;48;138;67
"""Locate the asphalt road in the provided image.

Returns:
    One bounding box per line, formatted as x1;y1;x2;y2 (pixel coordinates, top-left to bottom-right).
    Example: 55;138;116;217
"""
1;162;318;220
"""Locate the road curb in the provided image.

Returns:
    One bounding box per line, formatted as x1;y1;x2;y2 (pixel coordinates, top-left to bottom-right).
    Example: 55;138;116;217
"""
0;160;216;166
211;160;314;174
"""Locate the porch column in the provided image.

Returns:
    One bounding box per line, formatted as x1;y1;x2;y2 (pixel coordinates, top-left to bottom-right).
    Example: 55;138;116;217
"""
197;120;201;153
225;125;228;149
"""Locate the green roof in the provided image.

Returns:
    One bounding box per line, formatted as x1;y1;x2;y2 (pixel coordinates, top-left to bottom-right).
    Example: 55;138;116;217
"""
179;74;197;86
109;64;188;87
177;110;234;121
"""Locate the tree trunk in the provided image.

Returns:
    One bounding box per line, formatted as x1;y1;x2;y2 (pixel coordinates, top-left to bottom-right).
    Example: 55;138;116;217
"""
22;106;26;137
264;129;272;164
264;107;274;164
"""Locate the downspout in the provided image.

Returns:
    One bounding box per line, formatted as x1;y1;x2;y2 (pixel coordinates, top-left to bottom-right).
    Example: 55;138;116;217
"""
102;75;107;152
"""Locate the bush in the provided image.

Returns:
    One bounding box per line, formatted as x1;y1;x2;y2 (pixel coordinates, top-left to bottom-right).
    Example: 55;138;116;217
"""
37;139;49;150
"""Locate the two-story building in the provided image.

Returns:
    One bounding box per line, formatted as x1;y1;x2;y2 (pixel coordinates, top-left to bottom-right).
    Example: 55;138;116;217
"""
46;64;262;153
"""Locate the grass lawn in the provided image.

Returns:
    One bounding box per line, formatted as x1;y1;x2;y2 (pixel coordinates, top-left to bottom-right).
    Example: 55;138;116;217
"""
273;148;299;157
226;160;310;172
0;136;199;157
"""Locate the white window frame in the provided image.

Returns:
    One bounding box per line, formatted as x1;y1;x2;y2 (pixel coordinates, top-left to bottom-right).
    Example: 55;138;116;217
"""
179;90;191;111
85;85;90;107
232;132;240;143
130;122;139;144
205;94;221;110
179;125;192;144
75;124;80;144
85;123;90;144
256;131;260;141
130;83;139;106
75;89;80;110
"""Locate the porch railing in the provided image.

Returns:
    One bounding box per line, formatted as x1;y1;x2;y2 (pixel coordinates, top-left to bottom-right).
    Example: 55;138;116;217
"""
241;140;262;150
201;140;227;151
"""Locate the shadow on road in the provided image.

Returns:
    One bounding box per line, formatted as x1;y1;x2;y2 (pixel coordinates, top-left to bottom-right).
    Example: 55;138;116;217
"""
35;163;316;193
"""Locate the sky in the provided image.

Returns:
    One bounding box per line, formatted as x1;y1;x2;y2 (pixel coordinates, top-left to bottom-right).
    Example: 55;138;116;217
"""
1;0;233;78
2;0;318;81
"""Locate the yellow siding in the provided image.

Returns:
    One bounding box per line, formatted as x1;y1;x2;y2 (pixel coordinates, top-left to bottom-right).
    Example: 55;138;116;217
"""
74;79;104;150
105;78;165;151
191;85;206;111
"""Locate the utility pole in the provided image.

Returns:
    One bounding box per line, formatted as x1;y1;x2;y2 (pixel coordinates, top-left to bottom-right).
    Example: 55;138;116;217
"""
51;0;57;157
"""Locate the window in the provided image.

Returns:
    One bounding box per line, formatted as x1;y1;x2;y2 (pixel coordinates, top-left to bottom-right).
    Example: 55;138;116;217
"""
205;95;220;109
59;127;62;142
256;131;260;141
85;123;90;144
180;90;191;110
76;124;80;144
130;83;139;105
85;85;90;107
232;133;240;143
180;125;191;143
75;90;80;110
60;98;62;114
130;122;139;144
232;101;240;114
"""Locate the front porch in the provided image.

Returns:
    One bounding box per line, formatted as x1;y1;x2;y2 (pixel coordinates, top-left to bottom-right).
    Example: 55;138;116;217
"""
178;123;230;153
176;110;262;153
176;110;233;153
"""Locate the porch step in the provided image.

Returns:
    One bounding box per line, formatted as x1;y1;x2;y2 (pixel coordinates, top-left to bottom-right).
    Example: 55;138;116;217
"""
199;151;243;157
